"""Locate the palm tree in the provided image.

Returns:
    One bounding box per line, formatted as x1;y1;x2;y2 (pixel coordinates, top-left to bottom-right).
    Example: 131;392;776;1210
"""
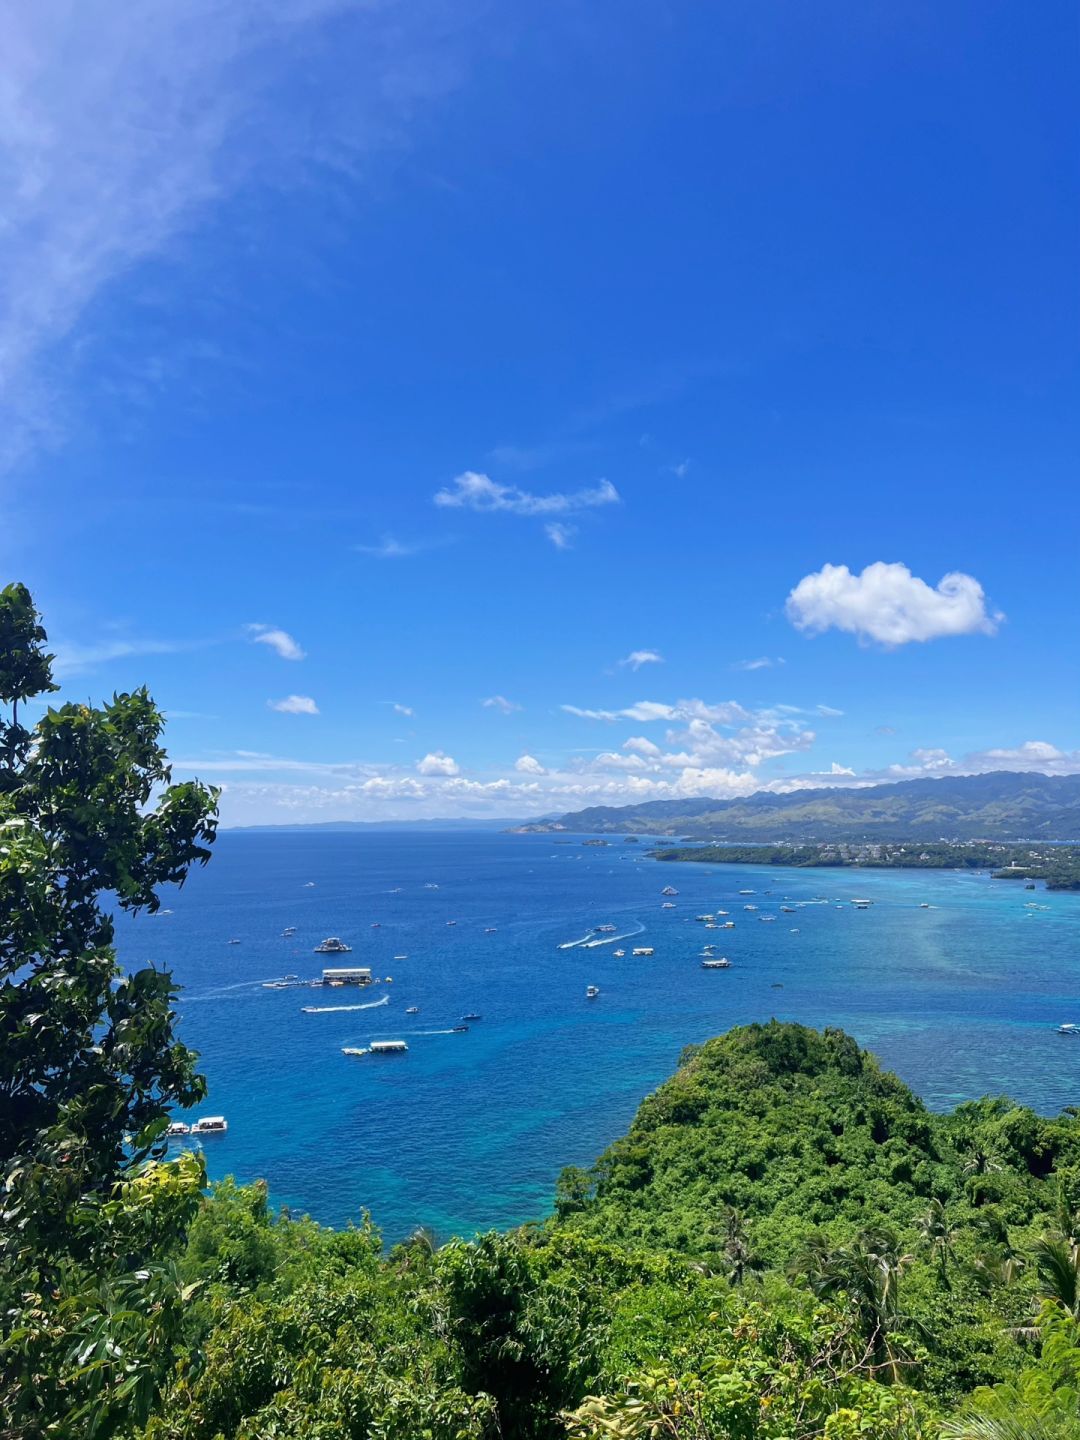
722;1208;754;1286
962;1145;1004;1178
792;1227;918;1382
917;1199;957;1288
1034;1235;1080;1318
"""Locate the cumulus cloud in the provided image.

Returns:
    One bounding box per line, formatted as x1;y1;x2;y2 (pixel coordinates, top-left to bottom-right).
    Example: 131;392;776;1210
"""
618;650;664;671
515;754;546;774
268;694;319;715
786;562;1003;646
482;695;522;715
434;471;619;516
246;624;305;661
416;750;460;776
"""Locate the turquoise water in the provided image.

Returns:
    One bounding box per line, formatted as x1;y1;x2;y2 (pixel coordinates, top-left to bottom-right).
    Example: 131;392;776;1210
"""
115;831;1080;1242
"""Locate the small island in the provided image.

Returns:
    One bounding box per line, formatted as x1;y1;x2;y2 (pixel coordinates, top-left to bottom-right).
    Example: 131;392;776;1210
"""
652;839;1080;890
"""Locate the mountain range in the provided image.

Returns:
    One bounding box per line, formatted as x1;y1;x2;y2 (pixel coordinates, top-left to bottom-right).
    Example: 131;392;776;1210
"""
511;770;1080;842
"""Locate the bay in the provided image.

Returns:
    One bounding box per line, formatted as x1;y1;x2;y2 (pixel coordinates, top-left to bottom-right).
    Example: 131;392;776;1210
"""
115;830;1080;1242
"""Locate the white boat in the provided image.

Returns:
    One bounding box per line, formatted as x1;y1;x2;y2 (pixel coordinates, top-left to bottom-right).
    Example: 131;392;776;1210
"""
485;927;498;933
342;1046;369;1057
743;904;757;911
702;958;731;969
780;907;795;914
586;985;600;998
191;1116;227;1134
759;915;776;922
661;902;676;909
613;948;625;957
282;926;297;936
394;954;408;961
739;889;754;895
852;899;873;909
227;939;241;945
314;937;352;954
661;886;678;896
369;1039;408;1054
166;1121;190;1137
632;946;654;956
695;914;715;922
594;924;617;933
1057;1023;1080;1036
405;1006;419;1014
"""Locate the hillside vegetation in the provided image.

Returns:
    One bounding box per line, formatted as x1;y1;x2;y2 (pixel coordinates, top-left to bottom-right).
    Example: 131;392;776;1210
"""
514;771;1080;841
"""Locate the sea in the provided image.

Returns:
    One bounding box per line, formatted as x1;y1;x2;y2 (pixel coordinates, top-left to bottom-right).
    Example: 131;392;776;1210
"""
113;830;1080;1244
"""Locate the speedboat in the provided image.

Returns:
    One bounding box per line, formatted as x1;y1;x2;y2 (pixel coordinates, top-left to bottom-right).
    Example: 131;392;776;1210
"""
461;1012;482;1021
738;889;754;895
586;985;600;998
405;1006;419;1014
701;957;731;969
166;1121;190;1137
613;948;625;957
661;886;678;896
1057;1023;1080;1036
661;902;676;909
342;1046;369;1057
227;939;241;945
484;927;497;933
446;920;457;926
593;924;617;933
282;926;297;936
451;1024;469;1033
394;954;408;961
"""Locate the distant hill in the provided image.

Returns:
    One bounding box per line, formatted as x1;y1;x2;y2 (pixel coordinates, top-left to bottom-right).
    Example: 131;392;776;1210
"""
511;771;1080;841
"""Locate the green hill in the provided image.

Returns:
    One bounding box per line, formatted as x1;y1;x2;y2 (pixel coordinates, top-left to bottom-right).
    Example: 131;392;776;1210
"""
515;770;1080;841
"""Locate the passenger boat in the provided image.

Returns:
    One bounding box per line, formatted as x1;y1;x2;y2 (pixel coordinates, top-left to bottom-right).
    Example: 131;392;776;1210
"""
166;1121;190;1137
701;958;731;969
632;947;654;956
369;1040;408;1054
314;937;352;954
191;1115;228;1134
1057;1023;1080;1036
586;985;600;998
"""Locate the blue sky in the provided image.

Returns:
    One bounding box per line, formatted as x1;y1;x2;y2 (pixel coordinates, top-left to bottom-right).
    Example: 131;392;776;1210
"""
3;0;1077;824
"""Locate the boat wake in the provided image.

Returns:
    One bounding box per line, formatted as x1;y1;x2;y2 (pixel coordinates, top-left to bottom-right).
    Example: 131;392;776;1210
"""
302;995;391;1015
185;981;265;1003
582;921;645;948
557;933;594;950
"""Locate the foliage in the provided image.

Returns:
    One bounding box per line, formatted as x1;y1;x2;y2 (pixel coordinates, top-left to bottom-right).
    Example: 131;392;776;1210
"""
0;583;219;1437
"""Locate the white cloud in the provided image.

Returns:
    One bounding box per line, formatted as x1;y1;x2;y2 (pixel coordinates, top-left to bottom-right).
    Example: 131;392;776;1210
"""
545;521;576;550
482;695;522;715
786;562;1003;646
389;702;414;717
416;750;460;776
246;624;305;661
268;694;319;715
355;535;431;559
618;650;664;671
434;471;619;516
0;0;474;468
732;656;785;671
50;634;191;676
816;705;844;718
515;754;546;775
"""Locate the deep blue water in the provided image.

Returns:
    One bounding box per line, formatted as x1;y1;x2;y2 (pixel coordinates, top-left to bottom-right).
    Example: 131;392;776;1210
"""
114;831;1080;1243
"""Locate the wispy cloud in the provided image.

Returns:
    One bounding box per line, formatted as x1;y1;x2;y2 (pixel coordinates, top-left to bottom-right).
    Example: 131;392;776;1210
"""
786;562;1003;646
434;471;619;517
545;522;576;550
384;701;414;718
50;635;191;676
355;535;446;559
617;649;664;671
732;656;785;671
482;695;522;715
268;694;319;715
816;704;844;718
0;1;475;467
246;624;305;661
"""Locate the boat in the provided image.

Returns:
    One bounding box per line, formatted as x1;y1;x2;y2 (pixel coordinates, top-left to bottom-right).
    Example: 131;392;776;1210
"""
314;937;352;954
394;954;408;961
227;939;241;945
790;927;800;933
701;958;731;969
593;924;617;933
369;1040;408;1054
166;1121;190;1137
695;914;715;922
461;1012;482;1021
852;899;873;909
613;948;625;957
485;927;498;933
721;921;735;929
446;920;457;926
716;909;729;916
342;1046;369;1057
282;926;297;936
586;985;600;998
743;904;757;911
451;1025;469;1033
262;980;290;989
758;915;776;922
1057;1023;1080;1036
405;1006;419;1014
191;1115;228;1134
632;947;654;956
303;882;316;887
661;902;676;909
780;906;795;914
919;902;931;908
371;922;381;928
738;889;754;895
661;886;678;896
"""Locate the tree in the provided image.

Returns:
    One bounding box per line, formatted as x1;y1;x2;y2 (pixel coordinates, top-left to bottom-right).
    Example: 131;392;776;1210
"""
917;1198;958;1288
0;583;219;1436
